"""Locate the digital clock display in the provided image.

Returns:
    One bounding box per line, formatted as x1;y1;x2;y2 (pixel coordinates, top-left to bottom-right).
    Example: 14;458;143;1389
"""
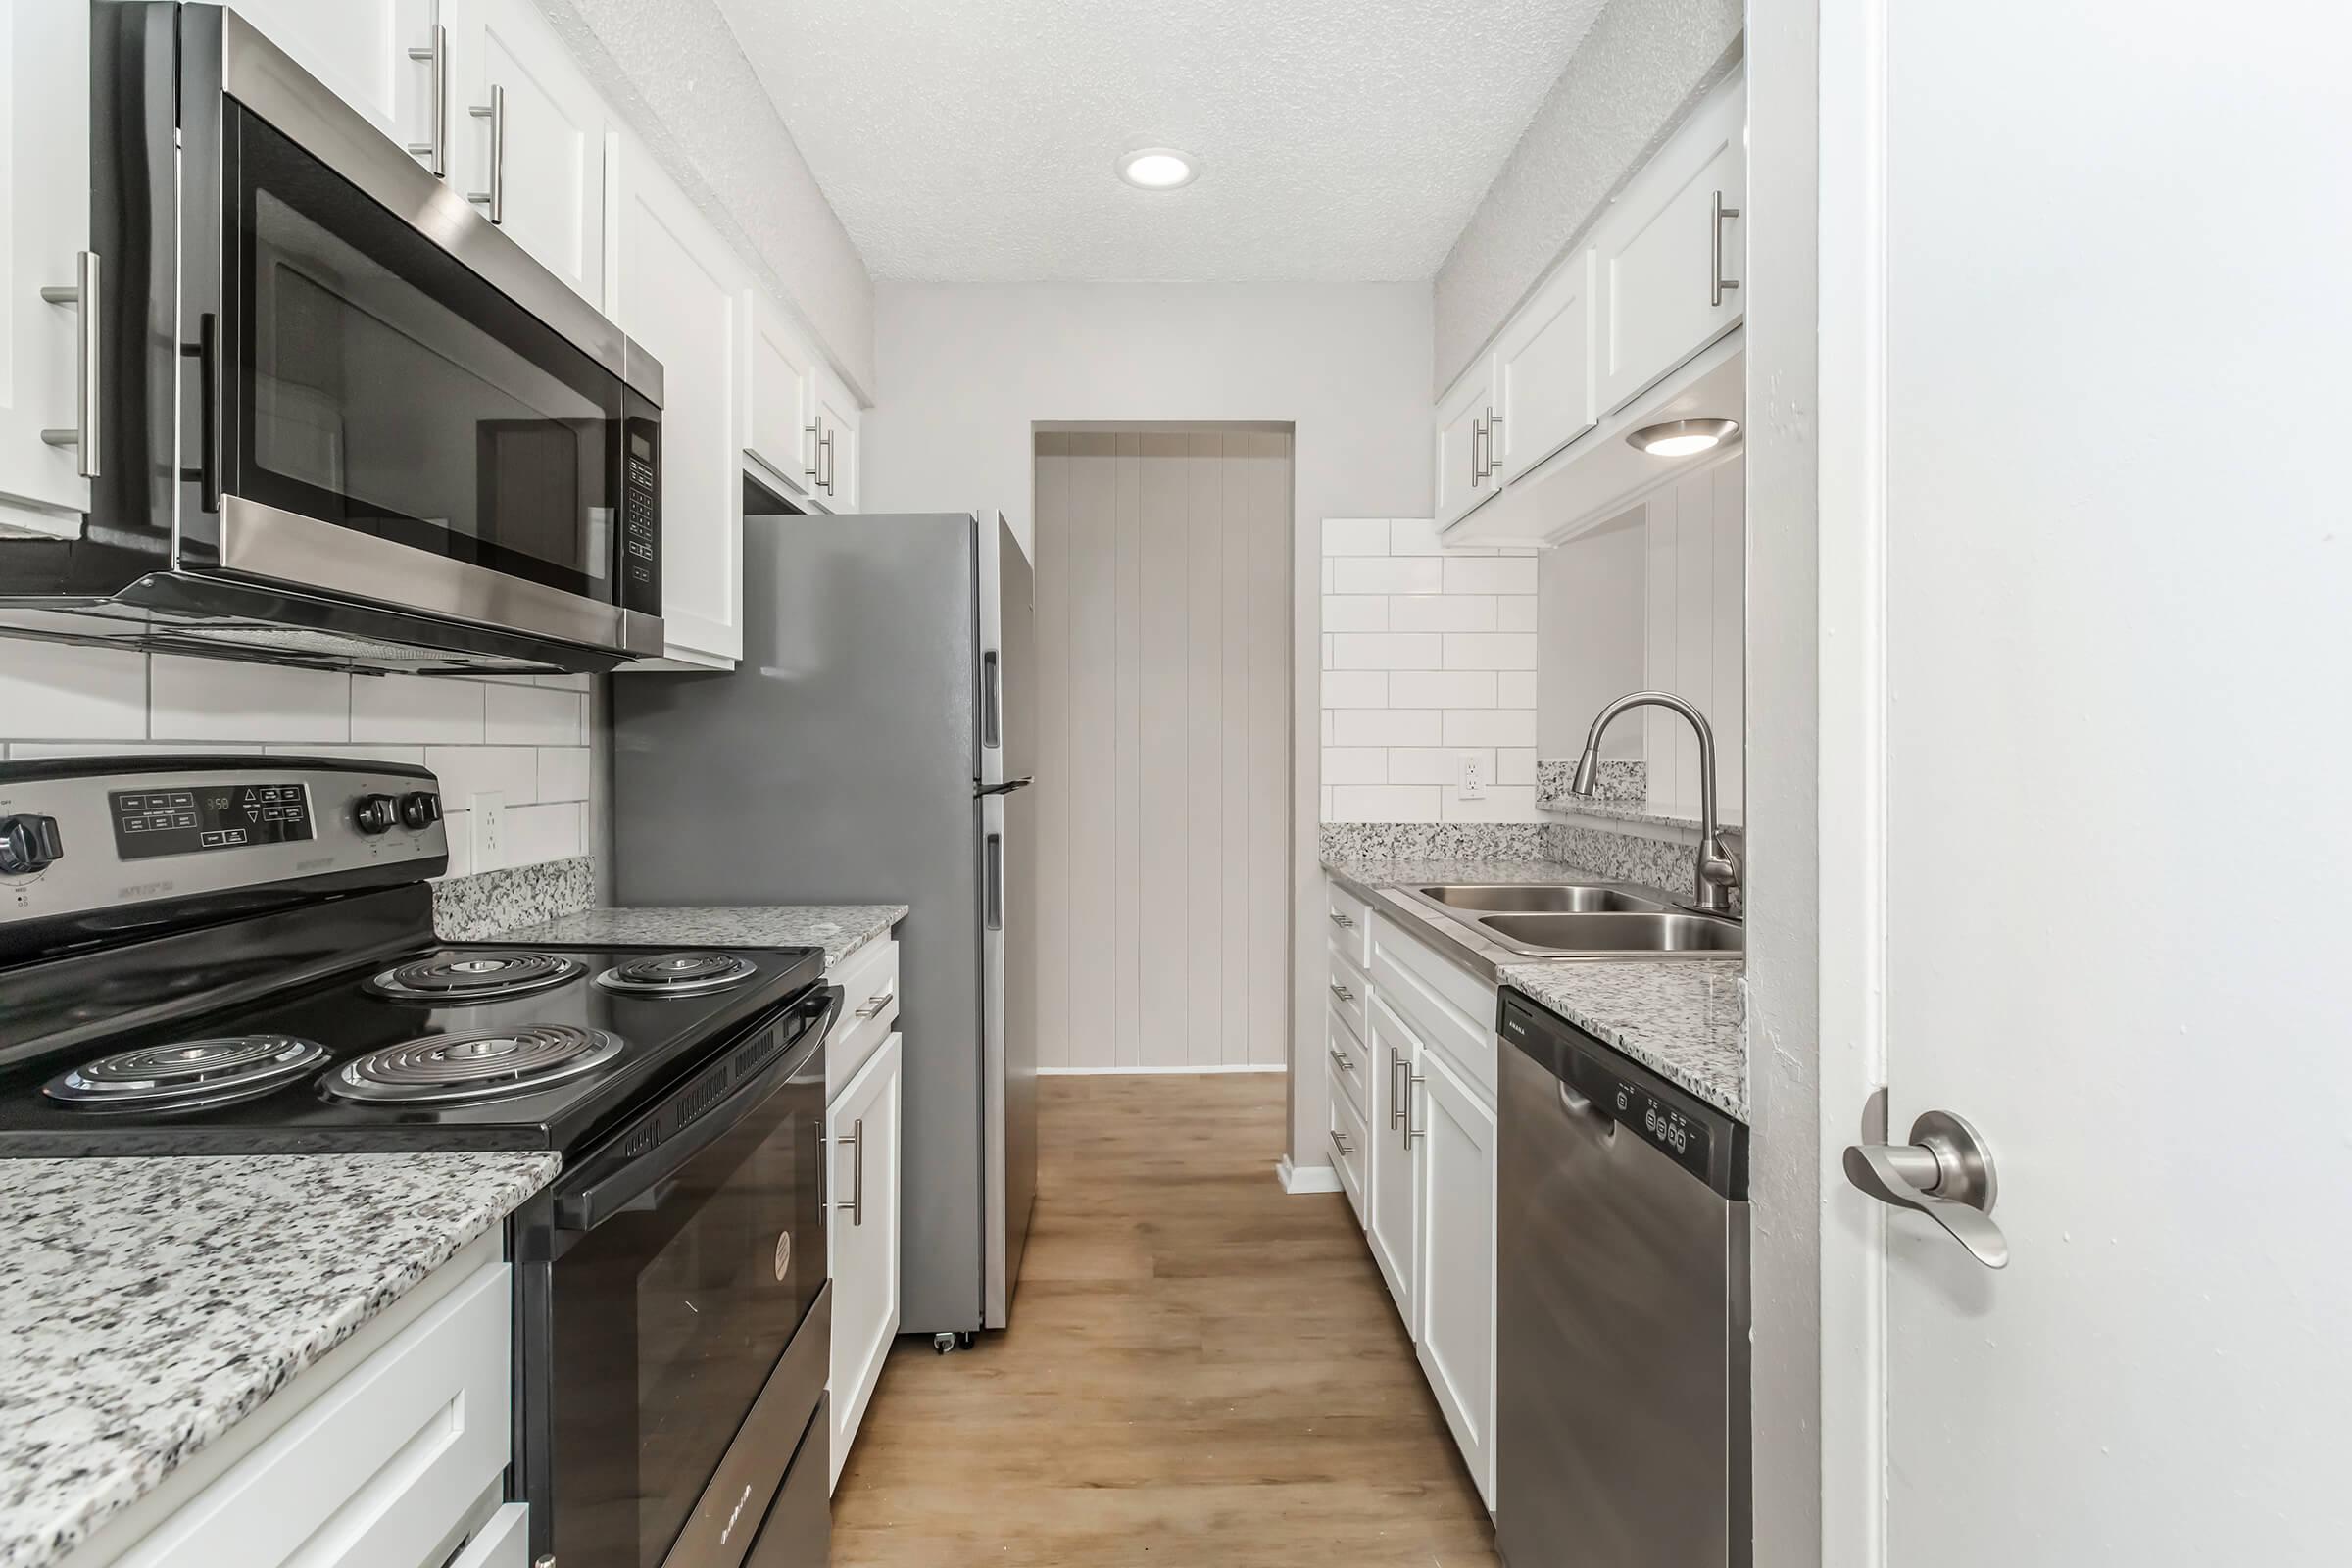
109;783;315;860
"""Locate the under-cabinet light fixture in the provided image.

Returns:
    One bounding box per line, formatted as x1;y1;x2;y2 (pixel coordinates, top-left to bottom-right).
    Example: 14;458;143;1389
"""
1625;417;1740;458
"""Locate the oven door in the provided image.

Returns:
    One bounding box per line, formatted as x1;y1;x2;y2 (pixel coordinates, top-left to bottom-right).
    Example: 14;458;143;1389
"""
191;11;662;659
543;986;840;1568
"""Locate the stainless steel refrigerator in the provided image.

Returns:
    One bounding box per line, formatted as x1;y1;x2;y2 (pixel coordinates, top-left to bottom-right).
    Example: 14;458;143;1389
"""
611;510;1037;1337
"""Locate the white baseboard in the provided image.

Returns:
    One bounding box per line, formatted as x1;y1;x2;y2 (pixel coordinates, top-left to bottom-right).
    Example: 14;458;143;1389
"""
1275;1155;1344;1195
1036;1064;1288;1076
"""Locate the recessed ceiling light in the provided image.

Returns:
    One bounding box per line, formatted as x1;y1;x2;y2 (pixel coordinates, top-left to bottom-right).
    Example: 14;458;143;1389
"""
1626;417;1740;458
1117;147;1199;190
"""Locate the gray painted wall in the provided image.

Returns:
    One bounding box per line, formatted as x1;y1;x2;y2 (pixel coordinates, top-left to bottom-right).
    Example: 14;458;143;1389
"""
532;0;877;398
1431;0;1742;395
1742;0;1822;1561
1537;512;1646;760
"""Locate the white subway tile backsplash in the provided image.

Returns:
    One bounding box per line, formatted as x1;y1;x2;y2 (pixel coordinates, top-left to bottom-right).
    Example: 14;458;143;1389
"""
1443;556;1539;595
1320;746;1389;784
1321;670;1388;709
484;683;582;747
150;656;348;743
538;746;591;803
1444;708;1537;747
1331;708;1441;747
1321;517;1392;556
1443;633;1539;670
1387;517;1458;557
426;745;540;806
1329;632;1442;671
1329;784;1440;822
1387;746;1494;785
1321;595;1390;632
1389;594;1496;632
351;675;486;744
0;642;146;739
1332;556;1444;596
1389;669;1496;709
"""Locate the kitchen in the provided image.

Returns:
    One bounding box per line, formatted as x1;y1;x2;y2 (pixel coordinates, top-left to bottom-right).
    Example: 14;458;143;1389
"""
1;3;2345;1568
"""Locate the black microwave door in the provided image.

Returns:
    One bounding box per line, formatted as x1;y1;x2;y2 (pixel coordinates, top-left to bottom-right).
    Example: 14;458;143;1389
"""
217;103;622;606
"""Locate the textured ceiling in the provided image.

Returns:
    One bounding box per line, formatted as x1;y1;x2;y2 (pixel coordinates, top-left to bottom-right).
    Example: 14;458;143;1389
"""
710;0;1611;282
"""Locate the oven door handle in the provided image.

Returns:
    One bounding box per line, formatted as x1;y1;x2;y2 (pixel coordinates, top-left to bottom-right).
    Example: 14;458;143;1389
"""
554;984;844;1232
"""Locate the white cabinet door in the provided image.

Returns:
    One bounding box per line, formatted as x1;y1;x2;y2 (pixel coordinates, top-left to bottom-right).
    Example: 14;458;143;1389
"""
0;0;93;529
1494;248;1596;480
454;0;608;306
1365;993;1422;1329
1595;75;1745;414
1432;357;1497;531
233;0;442;167
744;291;820;500
615;138;744;666
827;1031;902;1491
807;369;860;513
1414;1048;1497;1508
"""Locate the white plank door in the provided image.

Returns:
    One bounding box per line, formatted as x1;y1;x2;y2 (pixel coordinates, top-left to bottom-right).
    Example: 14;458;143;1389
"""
1030;430;1292;1071
1815;3;2352;1563
0;0;93;528
1594;74;1743;415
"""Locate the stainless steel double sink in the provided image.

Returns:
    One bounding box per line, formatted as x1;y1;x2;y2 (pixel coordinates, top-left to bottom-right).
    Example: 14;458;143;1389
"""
1397;883;1743;958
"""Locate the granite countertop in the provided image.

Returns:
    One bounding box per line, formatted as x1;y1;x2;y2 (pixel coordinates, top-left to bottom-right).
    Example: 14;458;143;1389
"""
1320;850;1747;1120
0;1152;560;1568
491;905;907;970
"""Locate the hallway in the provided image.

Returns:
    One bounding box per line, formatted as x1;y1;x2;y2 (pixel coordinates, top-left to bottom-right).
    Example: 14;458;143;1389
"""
831;1073;1500;1566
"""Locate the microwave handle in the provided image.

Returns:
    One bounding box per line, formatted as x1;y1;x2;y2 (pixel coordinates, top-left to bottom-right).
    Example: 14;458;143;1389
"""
981;650;1001;748
554;984;843;1231
185;314;218;514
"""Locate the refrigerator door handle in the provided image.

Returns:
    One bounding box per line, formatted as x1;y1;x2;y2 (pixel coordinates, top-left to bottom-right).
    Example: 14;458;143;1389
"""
984;832;1004;931
975;776;1033;797
981;650;1002;749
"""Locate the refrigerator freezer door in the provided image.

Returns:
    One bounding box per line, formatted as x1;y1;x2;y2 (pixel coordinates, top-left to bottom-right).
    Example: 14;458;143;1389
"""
984;514;1039;1327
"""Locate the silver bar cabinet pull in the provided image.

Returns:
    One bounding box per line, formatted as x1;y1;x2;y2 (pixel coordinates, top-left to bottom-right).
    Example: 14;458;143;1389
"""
1485;405;1501;478
1329;1129;1353;1158
1404;1067;1426;1148
1711;190;1741;307
835;1116;864;1226
1328;1045;1353;1072
1843;1109;2006;1269
854;988;894;1020
469;84;506;223
1388;1046;1404;1130
406;25;447;176
804;419;821;484
1328;980;1353;1003
819;427;836;495
1328;910;1353;930
38;251;101;477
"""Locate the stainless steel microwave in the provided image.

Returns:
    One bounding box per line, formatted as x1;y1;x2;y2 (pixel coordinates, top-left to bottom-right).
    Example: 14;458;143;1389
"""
0;4;663;674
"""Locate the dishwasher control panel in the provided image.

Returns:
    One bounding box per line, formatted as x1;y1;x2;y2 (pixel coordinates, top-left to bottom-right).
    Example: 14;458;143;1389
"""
1574;1054;1713;1184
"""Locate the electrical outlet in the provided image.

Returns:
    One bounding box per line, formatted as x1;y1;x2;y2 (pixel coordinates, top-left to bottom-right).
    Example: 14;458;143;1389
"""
1458;754;1487;800
470;792;507;871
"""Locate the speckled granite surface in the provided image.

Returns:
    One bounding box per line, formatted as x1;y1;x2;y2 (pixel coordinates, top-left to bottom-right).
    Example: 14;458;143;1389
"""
1499;959;1747;1119
432;855;596;940
490;905;906;970
1318;821;1553;863
1533;757;1647;805
0;1152;559;1568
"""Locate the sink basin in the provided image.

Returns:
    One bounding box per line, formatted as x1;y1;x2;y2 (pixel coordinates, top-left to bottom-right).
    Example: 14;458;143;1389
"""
1476;911;1744;956
1415;884;1669;914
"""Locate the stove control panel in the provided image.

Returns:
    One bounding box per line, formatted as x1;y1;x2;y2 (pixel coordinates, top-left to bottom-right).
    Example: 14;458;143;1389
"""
110;783;315;861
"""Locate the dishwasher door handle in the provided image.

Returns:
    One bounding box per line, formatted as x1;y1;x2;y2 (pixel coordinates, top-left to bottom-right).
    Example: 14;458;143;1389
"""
1844;1109;2008;1270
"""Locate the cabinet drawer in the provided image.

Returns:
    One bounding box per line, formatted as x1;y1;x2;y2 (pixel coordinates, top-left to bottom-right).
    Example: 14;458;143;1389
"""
113;1261;512;1568
1325;941;1368;1046
1325;1001;1369;1121
1371;921;1498;1100
1325;879;1373;969
826;935;900;1098
448;1503;528;1568
1328;1069;1369;1227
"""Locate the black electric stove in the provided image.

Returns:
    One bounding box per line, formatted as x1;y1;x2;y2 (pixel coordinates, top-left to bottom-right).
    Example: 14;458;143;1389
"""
0;755;841;1568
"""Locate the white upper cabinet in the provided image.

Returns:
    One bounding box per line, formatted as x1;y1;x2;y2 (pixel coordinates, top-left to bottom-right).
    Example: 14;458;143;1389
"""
1432;356;1498;531
616;137;745;667
1494;248;1595;480
451;0;610;306
744;292;822;500
1594;74;1745;414
0;0;94;533
807;369;861;513
233;0;444;169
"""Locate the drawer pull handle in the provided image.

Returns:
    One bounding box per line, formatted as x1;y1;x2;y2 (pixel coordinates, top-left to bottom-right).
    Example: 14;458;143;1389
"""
1330;1129;1354;1157
1329;1046;1354;1071
1329;981;1354;1003
854;987;895;1019
1329;911;1353;929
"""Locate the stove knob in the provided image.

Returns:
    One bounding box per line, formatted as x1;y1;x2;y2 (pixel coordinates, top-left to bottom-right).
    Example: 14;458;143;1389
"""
399;791;443;830
353;794;400;836
0;814;63;875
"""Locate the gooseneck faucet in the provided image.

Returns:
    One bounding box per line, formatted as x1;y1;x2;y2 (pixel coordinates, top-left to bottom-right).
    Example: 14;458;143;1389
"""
1568;691;1741;915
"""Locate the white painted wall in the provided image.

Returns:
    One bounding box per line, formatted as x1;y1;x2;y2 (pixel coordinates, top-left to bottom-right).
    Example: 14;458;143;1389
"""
864;280;1433;1171
0;642;598;878
1319;517;1541;823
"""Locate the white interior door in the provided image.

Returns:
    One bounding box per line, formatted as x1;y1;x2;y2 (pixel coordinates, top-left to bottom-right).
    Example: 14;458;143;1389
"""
1818;4;2352;1562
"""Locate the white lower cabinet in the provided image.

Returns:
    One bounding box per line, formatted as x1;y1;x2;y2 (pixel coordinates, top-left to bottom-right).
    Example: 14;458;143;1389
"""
826;1024;903;1491
1415;1046;1498;1508
1326;874;1500;1509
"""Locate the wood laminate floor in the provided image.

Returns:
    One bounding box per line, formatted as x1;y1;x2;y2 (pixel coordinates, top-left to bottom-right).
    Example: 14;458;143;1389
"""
831;1072;1500;1567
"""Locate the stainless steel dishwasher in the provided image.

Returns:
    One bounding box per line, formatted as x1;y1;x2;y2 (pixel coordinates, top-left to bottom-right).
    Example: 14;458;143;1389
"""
1494;989;1750;1568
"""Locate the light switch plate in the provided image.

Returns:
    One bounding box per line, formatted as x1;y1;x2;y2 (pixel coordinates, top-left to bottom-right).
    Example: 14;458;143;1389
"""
470;791;506;871
1458;753;1487;800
